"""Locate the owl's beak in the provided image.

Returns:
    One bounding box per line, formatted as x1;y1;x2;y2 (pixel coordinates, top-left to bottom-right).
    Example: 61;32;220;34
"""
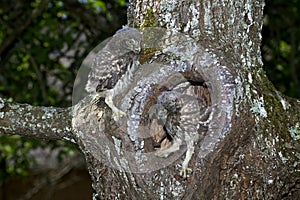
134;46;141;53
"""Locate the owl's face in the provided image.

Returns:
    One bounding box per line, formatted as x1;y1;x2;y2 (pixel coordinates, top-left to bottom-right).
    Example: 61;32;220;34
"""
149;104;168;125
157;91;180;112
124;38;141;53
110;28;142;55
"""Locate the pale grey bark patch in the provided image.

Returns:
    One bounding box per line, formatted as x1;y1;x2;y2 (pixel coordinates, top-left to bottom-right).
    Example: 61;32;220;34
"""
0;97;73;141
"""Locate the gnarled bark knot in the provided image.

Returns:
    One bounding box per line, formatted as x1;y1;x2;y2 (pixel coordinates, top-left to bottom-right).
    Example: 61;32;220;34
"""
72;28;236;182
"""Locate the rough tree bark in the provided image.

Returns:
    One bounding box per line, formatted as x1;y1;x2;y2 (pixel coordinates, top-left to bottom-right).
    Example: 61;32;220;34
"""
0;0;300;199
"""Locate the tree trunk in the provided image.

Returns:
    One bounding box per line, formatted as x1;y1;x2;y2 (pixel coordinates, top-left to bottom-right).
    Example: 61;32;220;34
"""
1;0;300;199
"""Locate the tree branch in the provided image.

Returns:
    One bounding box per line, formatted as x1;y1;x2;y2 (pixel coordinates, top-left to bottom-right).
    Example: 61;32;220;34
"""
0;97;73;142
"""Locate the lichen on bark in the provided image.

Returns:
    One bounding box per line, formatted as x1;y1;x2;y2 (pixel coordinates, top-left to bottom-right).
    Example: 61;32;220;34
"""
0;97;73;141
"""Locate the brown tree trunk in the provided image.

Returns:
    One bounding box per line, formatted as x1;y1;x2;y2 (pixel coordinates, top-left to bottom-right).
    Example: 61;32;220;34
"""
1;0;300;199
72;0;300;199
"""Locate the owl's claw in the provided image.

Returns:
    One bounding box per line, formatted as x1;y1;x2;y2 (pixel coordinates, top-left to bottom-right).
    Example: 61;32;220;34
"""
111;109;126;121
104;95;126;121
180;166;192;178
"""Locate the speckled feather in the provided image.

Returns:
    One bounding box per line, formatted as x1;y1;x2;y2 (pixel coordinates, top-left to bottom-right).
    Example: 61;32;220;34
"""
85;28;142;120
158;91;208;140
85;28;142;93
156;90;210;177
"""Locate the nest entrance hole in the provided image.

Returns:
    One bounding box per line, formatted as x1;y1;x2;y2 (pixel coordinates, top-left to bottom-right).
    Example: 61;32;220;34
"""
143;71;211;150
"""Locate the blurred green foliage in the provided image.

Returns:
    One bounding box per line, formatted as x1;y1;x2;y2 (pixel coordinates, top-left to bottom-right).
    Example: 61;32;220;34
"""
0;0;126;182
0;136;32;180
0;0;299;183
262;0;300;98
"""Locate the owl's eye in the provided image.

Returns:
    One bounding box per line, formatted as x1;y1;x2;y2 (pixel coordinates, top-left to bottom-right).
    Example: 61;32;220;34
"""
126;39;135;46
125;39;140;53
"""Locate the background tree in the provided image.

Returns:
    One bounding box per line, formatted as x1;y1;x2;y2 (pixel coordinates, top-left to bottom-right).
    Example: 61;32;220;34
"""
0;0;299;199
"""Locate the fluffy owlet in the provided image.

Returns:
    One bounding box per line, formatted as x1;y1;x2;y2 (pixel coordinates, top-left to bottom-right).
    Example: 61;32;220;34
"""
154;90;210;178
85;28;142;120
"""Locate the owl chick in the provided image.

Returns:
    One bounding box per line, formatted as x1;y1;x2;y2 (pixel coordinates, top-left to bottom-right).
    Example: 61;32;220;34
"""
155;90;210;178
85;28;142;121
